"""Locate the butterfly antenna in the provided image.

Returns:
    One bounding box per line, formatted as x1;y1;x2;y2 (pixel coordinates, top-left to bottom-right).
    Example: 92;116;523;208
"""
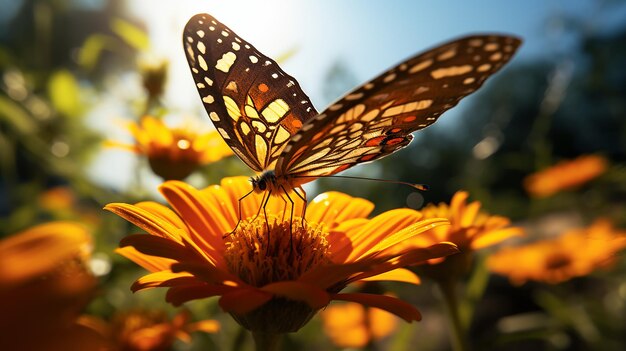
294;175;429;191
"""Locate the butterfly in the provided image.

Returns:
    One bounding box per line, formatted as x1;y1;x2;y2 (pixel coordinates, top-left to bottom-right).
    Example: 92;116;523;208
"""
183;13;521;203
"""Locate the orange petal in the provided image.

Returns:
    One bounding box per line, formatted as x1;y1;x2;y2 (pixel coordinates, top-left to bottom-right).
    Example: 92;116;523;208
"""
331;293;421;322
299;260;378;290
471;227;524;250
390;242;459;267
460;201;481;227
104;203;183;242
159;181;227;252
134;201;187;230
260;281;330;309
115;246;175;272
343;209;424;262
130;271;198;292
219;177;265;220
358;268;420;285
166;284;235;306
328;218;370;263
306;192;373;226
187;320;221;333
219;288;273;314
119;234;202;264
348;218;449;260
171;262;243;286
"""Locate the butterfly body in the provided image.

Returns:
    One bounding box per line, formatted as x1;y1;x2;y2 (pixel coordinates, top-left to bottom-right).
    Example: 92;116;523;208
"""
183;13;521;198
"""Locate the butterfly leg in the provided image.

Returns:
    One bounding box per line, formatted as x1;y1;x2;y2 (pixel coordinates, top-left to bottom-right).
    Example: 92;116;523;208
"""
293;186;307;227
224;188;255;238
261;189;272;243
280;186;299;247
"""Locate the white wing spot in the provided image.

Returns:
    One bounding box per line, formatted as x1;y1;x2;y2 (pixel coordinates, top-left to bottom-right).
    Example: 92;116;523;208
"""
463;77;476;85
221;30;229;37
196;30;205;38
409;59;433;73
226;81;238;92
469;39;483;47
209;26;215;31
218;128;230;139
364;83;375;90
197;42;206;54
204;77;213;86
477;63;491;72
345;92;364;101
209;111;220;121
249;55;259;63
197;55;208;71
232;42;240;51
383;73;397;83
196;83;205;88
328;103;343;111
216;52;237;73
484;43;499;51
186;36;193;43
490;52;503;61
382;100;433;117
438;49;456;60
271;73;279;79
430;65;473;79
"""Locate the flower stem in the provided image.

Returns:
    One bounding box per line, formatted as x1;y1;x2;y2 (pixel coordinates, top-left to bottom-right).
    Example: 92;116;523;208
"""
252;332;282;351
437;278;471;351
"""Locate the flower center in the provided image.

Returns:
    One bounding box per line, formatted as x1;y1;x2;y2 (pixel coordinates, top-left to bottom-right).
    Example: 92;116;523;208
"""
224;215;331;287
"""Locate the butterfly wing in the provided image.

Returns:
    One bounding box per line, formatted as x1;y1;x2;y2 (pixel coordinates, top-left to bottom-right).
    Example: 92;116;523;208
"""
276;35;521;178
183;13;318;172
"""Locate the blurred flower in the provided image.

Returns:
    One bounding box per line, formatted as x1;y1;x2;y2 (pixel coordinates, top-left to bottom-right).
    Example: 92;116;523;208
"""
78;309;219;351
523;155;608;198
105;176;457;333
408;191;523;277
38;186;76;211
488;219;626;284
0;221;99;350
320;301;398;348
139;55;169;99
107;116;233;180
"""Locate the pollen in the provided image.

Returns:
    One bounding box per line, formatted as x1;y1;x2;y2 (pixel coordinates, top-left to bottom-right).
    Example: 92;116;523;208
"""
224;215;331;287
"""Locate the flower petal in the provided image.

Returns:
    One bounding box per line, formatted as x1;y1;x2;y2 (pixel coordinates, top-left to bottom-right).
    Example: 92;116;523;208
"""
131;271;199;292
119;234;203;263
219;288;273;314
331;293;421;322
370;218;450;256
471;227;524;250
358;268;420;285
341;209;424;262
306;192;373;227
115;246;174;272
159;181;227;251
261;281;330;309
171;262;243;286
134;201;187;230
104;203;183;242
186;320;221;333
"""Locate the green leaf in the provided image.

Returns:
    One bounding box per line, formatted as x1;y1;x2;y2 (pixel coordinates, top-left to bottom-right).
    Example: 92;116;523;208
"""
47;69;81;117
77;34;116;71
111;18;149;51
0;95;38;134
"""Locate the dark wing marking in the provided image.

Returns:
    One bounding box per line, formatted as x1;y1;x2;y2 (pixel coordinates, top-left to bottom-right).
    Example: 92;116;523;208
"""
183;13;318;171
276;35;521;178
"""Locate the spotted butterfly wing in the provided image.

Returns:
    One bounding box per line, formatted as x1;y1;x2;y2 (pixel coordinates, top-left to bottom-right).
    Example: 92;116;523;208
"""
183;14;318;172
275;35;521;179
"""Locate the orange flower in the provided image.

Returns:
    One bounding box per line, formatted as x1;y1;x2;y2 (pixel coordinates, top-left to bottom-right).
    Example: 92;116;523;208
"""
523;155;608;198
0;222;98;351
108;116;233;180
105;177;458;333
411;191;522;256
488;219;626;284
320;301;397;348
77;309;219;351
